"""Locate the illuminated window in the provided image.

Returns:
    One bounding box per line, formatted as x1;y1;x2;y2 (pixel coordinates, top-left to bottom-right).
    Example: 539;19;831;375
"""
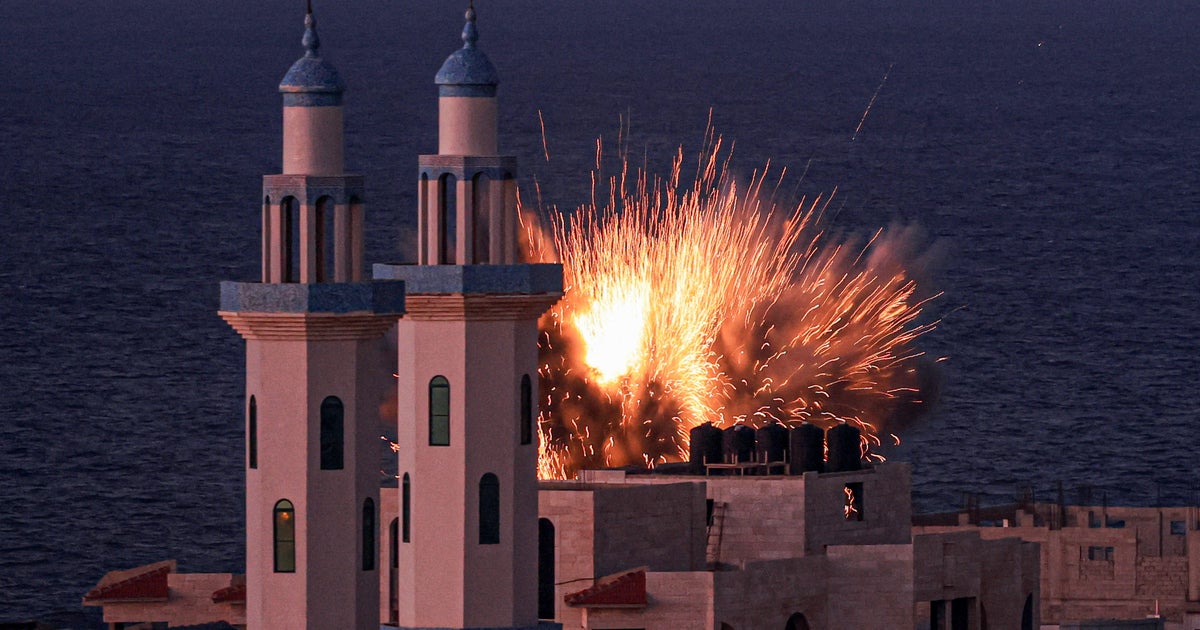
479;473;500;544
248;396;257;469
274;499;295;572
429;377;450;446
402;473;411;543
362;498;375;571
520;374;533;445
320;396;344;470
843;483;864;522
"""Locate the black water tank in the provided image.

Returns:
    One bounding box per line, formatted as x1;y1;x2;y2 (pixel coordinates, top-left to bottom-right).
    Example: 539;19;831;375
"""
722;424;756;463
788;422;825;474
689;422;724;474
756;421;790;465
825;422;862;472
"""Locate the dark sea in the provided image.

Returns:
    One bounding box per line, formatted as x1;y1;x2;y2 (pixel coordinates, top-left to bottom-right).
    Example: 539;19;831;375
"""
1;0;1197;625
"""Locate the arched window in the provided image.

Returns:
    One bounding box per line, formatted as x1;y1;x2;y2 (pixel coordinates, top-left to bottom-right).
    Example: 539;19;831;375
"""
248;396;258;469
538;518;555;619
362;498;376;571
320;396;344;469
784;613;811;630
282;197;299;283
520;374;533;445
402;473;411;542
479;473;500;544
273;499;295;573
1021;594;1034;630
428;377;450;446
438;174;458;264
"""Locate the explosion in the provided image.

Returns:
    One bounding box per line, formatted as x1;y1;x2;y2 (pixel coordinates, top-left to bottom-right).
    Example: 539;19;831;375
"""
524;129;940;480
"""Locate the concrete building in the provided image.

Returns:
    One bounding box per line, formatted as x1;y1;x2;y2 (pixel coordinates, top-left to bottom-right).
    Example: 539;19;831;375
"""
916;499;1200;629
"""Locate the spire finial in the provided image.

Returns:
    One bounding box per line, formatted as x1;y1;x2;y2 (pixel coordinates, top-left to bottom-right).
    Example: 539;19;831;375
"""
461;1;478;49
302;0;320;57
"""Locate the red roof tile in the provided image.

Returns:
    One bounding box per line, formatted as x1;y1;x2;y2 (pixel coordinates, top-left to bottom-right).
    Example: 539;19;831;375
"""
564;568;647;608
84;561;172;603
211;581;246;604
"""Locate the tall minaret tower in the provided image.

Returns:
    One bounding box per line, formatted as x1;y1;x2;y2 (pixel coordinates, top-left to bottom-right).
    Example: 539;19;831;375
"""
219;5;404;629
374;4;562;629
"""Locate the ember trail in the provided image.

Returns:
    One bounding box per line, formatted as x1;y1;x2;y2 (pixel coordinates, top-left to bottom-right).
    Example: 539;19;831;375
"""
524;131;940;480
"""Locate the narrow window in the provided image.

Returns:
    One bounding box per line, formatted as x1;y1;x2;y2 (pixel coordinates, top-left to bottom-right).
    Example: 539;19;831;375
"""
479;473;500;544
283;197;299;283
428;377;450;446
537;518;555;619
248;396;258;469
389;518;399;567
401;473;411;543
320;396;344;469
274;499;295;573
362;498;375;571
520;374;533;445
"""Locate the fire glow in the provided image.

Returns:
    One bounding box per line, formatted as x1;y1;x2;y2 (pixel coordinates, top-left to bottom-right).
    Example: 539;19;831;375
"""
523;130;940;480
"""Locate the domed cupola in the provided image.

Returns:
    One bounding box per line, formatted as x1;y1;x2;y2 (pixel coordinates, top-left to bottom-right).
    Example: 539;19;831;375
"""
279;0;345;106
434;2;499;97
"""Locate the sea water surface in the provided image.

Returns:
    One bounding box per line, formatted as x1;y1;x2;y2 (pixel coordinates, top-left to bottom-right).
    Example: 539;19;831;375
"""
0;0;1197;624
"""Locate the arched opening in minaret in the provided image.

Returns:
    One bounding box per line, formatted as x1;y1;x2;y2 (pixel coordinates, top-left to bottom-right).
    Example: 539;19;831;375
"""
282;196;300;283
438;174;458;264
389;517;399;624
472;172;491;264
262;196;272;282
520;374;533;445
348;195;363;281
320;396;344;469
402;473;411;542
247;395;257;469
362;498;375;571
315;195;335;282
479;473;500;544
537;518;555;620
273;499;295;573
784;613;810;630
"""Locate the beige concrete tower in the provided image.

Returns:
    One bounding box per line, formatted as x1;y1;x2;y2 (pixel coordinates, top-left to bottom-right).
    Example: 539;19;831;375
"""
374;4;563;629
219;6;404;629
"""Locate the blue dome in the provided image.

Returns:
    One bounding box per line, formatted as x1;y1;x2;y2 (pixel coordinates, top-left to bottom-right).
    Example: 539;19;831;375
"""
279;11;344;106
435;5;499;97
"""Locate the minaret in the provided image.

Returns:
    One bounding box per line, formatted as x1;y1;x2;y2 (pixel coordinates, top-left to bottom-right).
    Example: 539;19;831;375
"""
374;4;563;629
219;5;403;629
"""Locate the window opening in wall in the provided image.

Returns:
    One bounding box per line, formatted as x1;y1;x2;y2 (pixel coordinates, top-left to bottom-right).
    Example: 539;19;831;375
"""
706;499;715;526
479;473;500;544
248;396;257;469
402;473;411;543
844;482;864;521
1170;520;1186;535
274;499;295;573
472;172;491;264
320;396;344;469
362;498;375;571
283;197;299;283
520;374;533;445
1088;511;1101;528
538;518;555;620
439;174;458;264
1086;545;1115;561
429;376;450;445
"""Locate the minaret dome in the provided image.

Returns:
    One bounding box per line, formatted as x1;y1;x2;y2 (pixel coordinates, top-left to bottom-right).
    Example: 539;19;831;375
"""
435;2;500;156
278;2;345;175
